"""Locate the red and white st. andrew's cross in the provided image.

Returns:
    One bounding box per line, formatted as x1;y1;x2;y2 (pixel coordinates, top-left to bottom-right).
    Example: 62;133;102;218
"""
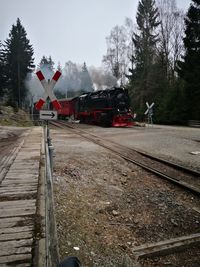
35;70;62;110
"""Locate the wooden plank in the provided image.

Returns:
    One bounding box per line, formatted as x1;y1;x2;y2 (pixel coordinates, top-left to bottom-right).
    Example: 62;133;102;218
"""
0;264;30;267
0;226;33;234
0;128;42;266
8;166;39;171
0;205;35;211
0;186;37;191
9;166;39;171
0;253;32;264
6;172;38;177
0;200;35;208
2;182;38;186
0;207;36;218
14;159;40;163
0;217;33;228
9;163;39;168
15;155;40;160
0;184;37;191
0;231;33;241
0;186;37;192
3;178;38;183
0;239;32;256
4;174;38;179
132;233;200;259
0;205;36;212
0;190;37;196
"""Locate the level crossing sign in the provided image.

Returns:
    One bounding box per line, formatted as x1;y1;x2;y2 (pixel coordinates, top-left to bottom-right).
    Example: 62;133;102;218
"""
144;102;154;115
35;70;62;110
39;110;57;120
145;102;154;125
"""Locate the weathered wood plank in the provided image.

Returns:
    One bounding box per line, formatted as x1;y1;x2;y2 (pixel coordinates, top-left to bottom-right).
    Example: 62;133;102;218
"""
0;207;36;218
132;233;200;259
0;217;33;228
1;182;38;187
9;167;39;172
14;159;40;163
0;187;37;193
0;231;33;241
0;200;35;208
0;186;37;191
3;179;38;184
0;127;42;266
15;155;40;160
0;190;37;196
3;175;38;180
4;172;38;176
8;167;39;171
0;239;32;256
0;253;32;264
9;164;39;169
0;264;30;267
0;226;33;234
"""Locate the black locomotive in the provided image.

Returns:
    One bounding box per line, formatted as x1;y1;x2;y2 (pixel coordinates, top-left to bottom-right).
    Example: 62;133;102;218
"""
76;87;134;126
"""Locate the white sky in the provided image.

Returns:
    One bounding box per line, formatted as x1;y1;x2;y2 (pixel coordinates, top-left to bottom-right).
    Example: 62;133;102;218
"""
0;0;191;68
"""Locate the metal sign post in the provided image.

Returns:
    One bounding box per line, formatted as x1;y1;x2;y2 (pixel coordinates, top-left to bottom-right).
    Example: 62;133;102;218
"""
144;102;154;126
35;70;62;177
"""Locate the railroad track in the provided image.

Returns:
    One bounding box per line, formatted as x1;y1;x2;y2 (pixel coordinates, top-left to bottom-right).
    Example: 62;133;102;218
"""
50;120;200;196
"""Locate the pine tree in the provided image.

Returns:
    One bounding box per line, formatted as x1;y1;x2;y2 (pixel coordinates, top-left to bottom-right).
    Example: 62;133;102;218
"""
0;41;6;99
178;0;200;120
80;62;94;92
3;18;35;107
127;0;160;119
38;56;54;71
38;56;55;80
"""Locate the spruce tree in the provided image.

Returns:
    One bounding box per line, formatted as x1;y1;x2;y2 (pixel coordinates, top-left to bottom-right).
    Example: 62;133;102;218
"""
127;0;160;119
3;18;35;107
80;62;94;92
178;0;200;120
38;56;55;80
0;41;6;99
38;56;54;71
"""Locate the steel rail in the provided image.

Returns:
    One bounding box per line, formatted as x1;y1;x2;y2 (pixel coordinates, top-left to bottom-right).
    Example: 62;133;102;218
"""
50;121;200;195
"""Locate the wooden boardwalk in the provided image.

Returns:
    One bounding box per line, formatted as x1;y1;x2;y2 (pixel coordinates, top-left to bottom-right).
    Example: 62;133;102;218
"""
0;127;43;267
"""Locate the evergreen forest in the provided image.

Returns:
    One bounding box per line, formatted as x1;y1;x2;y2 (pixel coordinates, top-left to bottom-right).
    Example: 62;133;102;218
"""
0;0;199;124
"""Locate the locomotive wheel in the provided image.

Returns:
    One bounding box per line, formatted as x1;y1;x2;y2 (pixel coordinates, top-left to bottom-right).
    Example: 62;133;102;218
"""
99;112;111;127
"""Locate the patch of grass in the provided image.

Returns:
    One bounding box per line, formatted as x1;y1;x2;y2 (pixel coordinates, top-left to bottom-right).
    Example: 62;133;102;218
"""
0;105;34;127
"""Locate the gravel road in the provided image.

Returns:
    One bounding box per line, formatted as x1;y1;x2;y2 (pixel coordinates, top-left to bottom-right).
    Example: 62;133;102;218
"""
82;124;200;171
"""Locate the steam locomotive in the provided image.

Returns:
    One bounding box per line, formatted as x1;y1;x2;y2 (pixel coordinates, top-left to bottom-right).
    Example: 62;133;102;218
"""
57;87;134;127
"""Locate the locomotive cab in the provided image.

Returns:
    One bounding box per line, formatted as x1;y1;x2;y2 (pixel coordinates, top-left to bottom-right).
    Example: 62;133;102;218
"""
77;87;134;126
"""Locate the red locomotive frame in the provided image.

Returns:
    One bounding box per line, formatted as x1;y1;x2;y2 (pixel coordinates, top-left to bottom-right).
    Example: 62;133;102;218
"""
57;87;135;127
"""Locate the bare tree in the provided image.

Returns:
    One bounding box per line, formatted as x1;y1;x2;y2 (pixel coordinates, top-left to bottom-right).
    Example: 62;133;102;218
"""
157;0;185;77
102;25;127;85
124;17;137;75
171;10;185;74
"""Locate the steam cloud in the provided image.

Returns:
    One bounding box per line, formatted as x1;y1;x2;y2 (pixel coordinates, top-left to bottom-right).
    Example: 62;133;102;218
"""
25;61;117;104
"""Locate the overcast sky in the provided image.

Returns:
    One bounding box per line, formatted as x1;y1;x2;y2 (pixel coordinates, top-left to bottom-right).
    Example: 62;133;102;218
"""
0;0;191;68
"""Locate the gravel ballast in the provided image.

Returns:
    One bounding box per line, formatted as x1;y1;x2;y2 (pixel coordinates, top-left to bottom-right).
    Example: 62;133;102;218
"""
52;124;200;267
